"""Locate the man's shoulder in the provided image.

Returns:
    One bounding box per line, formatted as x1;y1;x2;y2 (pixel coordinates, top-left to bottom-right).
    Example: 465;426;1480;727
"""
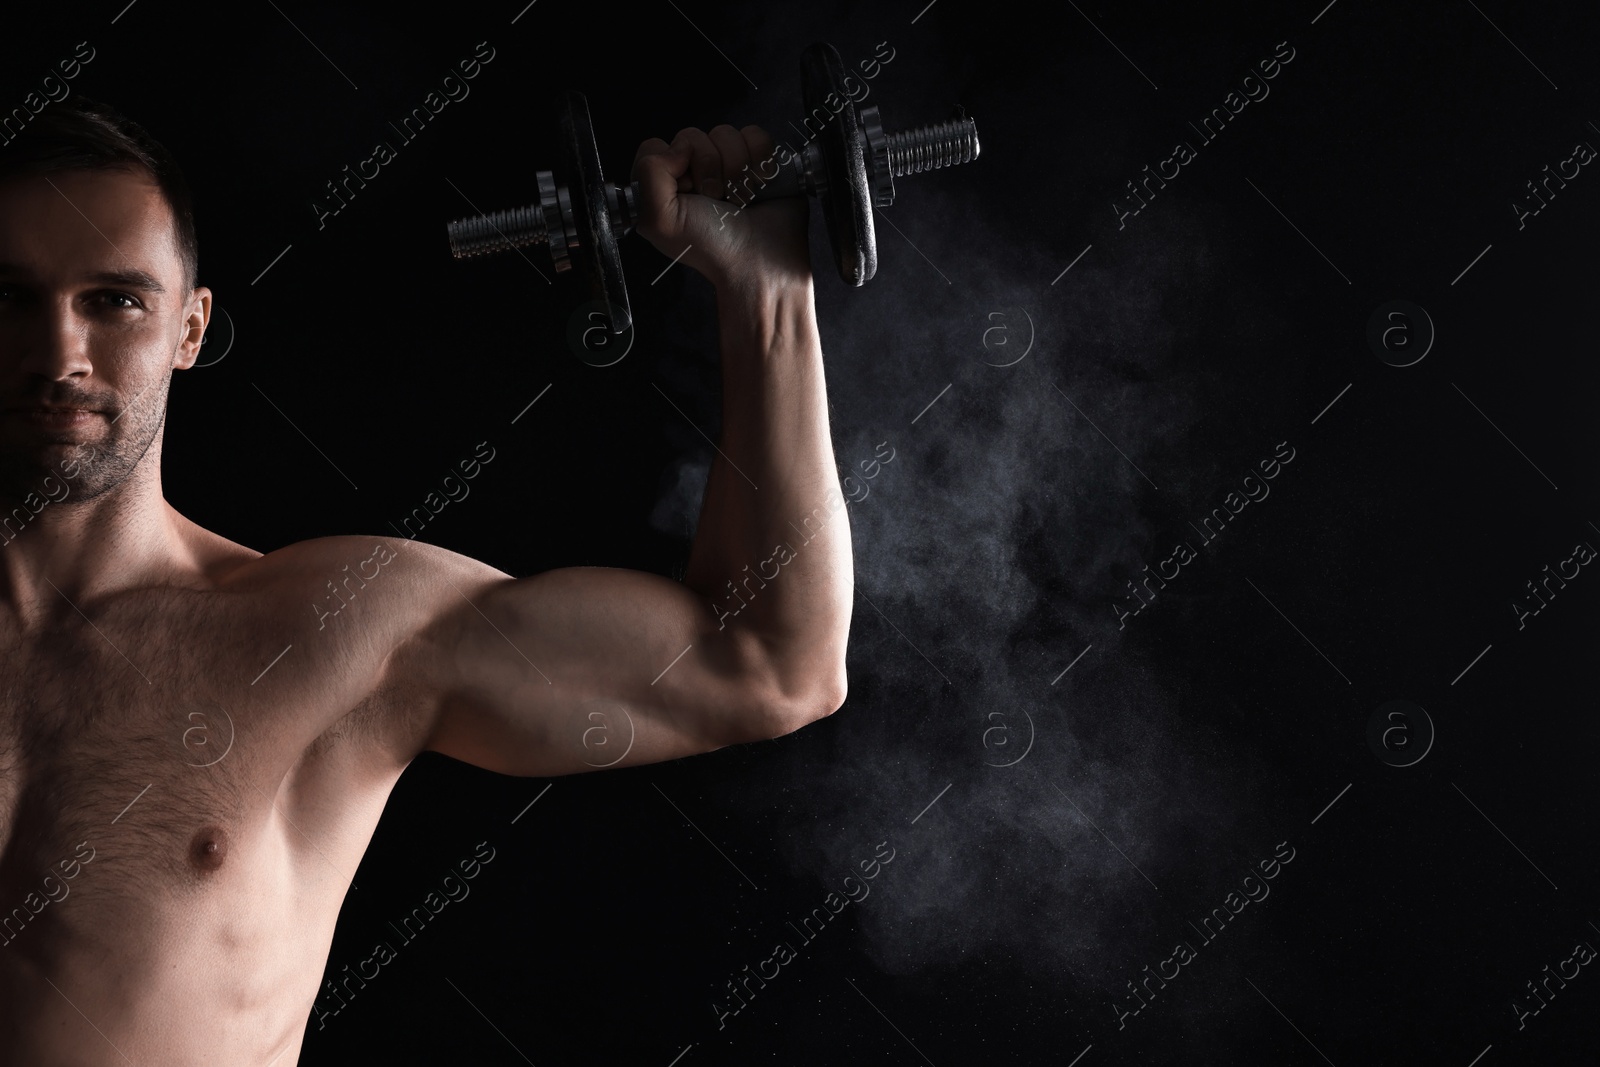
208;534;517;762
218;533;511;594
186;529;515;667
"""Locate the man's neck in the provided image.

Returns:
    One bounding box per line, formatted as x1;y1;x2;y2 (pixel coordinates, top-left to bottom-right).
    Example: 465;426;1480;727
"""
0;458;187;626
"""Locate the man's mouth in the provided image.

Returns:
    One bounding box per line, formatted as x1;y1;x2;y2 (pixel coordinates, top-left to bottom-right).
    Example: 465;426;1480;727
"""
2;406;105;426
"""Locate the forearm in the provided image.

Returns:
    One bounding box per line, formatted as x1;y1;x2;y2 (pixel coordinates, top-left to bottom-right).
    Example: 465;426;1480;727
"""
681;276;853;703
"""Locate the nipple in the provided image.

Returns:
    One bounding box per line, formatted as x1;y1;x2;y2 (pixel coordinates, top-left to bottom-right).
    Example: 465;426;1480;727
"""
189;825;229;872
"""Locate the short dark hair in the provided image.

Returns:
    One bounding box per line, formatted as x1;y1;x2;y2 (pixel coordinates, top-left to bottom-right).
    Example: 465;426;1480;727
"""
0;95;198;291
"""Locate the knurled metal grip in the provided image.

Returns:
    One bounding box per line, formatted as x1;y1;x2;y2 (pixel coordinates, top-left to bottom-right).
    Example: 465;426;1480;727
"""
445;44;981;315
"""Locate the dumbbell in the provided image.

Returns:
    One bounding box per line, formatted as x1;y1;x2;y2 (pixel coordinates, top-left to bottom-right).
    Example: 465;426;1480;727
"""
444;41;981;334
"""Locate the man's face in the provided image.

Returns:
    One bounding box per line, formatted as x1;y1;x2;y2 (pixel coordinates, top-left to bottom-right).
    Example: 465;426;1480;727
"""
0;167;209;505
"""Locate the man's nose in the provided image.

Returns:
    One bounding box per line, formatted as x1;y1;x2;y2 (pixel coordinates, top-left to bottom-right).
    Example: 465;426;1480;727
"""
16;301;94;381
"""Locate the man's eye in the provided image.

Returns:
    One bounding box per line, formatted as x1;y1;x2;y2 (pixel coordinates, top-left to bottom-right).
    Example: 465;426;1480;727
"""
100;291;140;309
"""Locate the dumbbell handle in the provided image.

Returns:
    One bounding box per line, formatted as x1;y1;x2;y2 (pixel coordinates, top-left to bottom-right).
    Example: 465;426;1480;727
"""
447;114;979;261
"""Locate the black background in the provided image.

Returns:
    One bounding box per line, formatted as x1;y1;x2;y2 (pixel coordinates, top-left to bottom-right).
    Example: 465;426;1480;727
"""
5;0;1600;1063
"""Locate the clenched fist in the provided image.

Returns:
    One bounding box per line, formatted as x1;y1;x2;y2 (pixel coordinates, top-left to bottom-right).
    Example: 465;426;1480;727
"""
631;125;811;296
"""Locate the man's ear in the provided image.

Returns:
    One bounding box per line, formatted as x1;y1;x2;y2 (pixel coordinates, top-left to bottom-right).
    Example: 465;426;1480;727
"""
173;286;213;370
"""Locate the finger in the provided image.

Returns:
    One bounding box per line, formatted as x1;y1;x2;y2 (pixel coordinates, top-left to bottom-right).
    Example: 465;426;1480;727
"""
671;127;721;199
630;137;681;182
707;124;750;204
740;124;777;175
631;137;687;222
737;124;782;202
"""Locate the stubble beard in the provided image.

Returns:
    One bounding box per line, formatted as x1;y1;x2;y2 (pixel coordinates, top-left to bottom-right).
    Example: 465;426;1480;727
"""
0;376;169;510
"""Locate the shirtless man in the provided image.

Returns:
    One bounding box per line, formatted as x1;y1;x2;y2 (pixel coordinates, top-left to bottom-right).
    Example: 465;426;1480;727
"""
0;97;851;1065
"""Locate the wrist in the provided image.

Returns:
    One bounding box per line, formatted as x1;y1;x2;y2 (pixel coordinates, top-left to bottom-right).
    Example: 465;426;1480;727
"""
712;272;817;335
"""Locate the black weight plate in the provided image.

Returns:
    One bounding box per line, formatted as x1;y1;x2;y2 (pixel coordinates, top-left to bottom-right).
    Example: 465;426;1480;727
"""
799;42;876;285
559;91;632;334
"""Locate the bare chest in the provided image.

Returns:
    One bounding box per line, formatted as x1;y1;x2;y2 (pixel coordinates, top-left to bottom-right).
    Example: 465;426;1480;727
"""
0;588;402;920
